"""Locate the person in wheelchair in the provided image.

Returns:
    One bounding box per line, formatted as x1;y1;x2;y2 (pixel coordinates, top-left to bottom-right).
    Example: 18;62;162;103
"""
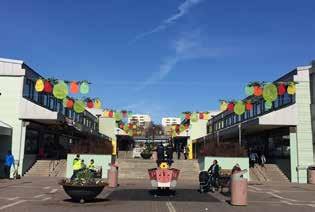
207;160;220;192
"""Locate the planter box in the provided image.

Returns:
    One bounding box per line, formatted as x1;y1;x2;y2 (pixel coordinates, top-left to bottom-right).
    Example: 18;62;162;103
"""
60;183;107;202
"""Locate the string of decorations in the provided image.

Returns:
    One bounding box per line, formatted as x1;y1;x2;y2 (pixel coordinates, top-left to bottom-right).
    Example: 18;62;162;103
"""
179;111;212;122
220;81;297;116
34;78;102;113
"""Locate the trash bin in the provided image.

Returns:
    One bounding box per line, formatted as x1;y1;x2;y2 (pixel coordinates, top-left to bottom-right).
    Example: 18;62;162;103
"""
108;163;118;188
230;170;248;206
308;166;315;184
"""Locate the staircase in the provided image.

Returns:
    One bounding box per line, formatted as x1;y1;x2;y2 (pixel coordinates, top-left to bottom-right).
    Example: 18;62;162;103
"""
24;160;66;177
118;159;200;182
249;164;290;184
264;164;290;184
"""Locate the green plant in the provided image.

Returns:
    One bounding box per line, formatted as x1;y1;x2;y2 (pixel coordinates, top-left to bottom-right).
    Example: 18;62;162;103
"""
61;168;106;186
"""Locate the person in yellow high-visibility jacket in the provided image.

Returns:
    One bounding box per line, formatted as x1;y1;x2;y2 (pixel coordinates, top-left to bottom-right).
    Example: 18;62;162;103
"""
71;154;82;179
88;159;96;171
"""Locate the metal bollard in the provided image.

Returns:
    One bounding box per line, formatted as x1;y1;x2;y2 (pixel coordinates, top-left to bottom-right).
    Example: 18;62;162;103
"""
308;166;315;184
230;170;248;206
108;163;118;188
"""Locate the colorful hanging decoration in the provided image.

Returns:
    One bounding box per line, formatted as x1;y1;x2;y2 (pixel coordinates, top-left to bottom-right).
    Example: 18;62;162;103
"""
35;79;44;92
53;81;68;100
108;111;114;118
245;85;254;96
287;83;296;95
70;81;79;94
86;99;94;109
63;98;74;109
234;101;245;116
245;101;253;111
263;83;278;102
180;125;185;132
115;112;122;121
265;101;273;110
80;81;90;94
94;99;102;109
227;102;235;112
66;99;74;109
185;113;191;120
73;100;85;113
253;85;263;97
191;113;198;122
122;111;128;118
44;80;53;93
278;83;286;96
220;101;228;112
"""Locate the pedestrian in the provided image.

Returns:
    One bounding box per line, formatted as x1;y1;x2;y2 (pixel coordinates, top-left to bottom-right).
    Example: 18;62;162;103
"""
4;150;15;179
231;163;242;175
157;142;165;165
88;159;96;171
249;152;258;168
177;143;181;160
260;154;266;168
183;145;188;160
81;159;86;169
166;144;173;165
208;160;220;192
71;154;81;180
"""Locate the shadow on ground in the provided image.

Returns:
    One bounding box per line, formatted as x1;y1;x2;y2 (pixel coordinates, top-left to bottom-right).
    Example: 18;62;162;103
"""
107;189;220;202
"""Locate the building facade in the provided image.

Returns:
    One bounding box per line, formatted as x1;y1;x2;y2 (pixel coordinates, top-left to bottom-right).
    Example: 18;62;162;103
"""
162;117;181;127
128;114;152;127
194;62;315;183
0;58;109;177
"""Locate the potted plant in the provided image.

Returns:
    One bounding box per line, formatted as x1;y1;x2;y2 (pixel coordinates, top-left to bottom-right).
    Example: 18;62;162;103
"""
141;142;153;159
59;168;108;203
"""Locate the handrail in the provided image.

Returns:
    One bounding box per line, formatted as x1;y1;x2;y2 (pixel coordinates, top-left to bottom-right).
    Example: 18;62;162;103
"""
48;160;60;177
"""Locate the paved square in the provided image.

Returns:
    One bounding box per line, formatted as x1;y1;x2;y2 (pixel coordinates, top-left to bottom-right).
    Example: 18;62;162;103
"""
0;177;315;211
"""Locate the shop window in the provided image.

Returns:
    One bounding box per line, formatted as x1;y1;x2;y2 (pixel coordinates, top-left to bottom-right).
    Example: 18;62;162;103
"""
25;130;39;154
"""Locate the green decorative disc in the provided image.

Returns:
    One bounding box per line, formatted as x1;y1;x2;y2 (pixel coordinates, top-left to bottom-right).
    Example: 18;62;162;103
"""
63;98;68;107
263;83;278;102
180;125;185;132
53;81;68;100
265;101;273;110
115;112;122;121
80;82;90;94
234;101;245;115
191;113;198;122
245;85;254;96
73;100;85;113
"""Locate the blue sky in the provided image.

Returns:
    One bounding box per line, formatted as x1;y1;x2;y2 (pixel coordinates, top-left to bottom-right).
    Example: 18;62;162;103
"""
1;0;315;122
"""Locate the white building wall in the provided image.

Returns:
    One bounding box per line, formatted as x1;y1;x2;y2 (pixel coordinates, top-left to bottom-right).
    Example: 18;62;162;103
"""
0;73;25;176
162;117;181;126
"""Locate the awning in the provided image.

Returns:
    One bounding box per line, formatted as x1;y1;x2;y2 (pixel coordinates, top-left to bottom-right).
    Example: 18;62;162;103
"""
0;121;12;136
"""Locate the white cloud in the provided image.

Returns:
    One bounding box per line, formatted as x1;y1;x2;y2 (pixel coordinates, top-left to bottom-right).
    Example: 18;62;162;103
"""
135;29;227;91
130;0;206;44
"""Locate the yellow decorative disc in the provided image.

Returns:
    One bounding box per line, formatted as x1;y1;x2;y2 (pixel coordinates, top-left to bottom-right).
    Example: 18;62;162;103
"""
159;162;169;169
35;79;44;92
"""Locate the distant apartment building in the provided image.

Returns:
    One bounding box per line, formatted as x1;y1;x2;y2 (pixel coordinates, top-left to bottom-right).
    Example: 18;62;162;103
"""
162;117;181;127
128;114;152;127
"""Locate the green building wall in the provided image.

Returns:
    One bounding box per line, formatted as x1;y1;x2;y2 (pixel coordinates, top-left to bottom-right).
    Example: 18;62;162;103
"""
292;68;314;183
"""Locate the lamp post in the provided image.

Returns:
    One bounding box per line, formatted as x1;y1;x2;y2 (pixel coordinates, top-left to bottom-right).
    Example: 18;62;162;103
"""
238;123;242;146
